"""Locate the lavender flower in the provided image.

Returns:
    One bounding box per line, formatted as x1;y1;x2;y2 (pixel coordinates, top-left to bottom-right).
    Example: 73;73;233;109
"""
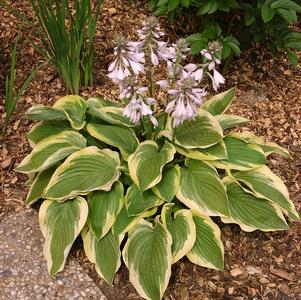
165;70;207;127
208;69;225;92
121;76;158;127
138;17;175;66
201;41;225;91
108;36;145;81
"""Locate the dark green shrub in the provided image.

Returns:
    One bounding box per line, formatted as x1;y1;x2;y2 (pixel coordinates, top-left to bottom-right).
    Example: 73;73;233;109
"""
149;0;301;66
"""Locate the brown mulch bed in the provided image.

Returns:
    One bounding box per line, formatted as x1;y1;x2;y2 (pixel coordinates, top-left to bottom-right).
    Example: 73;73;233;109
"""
1;1;301;299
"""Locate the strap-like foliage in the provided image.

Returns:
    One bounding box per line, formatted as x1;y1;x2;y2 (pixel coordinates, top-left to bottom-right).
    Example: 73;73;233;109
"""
30;0;102;94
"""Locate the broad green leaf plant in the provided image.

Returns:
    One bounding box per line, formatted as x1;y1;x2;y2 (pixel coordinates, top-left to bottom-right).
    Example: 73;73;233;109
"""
18;18;299;300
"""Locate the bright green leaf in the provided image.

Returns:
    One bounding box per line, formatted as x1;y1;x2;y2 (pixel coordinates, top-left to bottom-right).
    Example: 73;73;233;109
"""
123;219;172;300
161;204;196;263
222;177;289;231
230;166;299;221
16;131;86;174
39;197;88;276
177;159;229;216
187;211;224;270
126;184;164;217
53;95;87;130
174;109;223;149
86;123;139;160
128;141;176;192
87;182;124;239
82;228;123;285
44;146;121;201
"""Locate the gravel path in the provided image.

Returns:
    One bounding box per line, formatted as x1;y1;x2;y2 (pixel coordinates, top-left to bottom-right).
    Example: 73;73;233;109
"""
0;209;107;300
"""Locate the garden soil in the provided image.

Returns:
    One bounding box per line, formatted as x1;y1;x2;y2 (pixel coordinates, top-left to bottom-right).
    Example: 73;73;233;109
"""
1;1;301;299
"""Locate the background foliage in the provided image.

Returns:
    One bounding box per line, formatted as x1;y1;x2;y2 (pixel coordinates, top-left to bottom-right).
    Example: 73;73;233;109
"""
149;0;301;66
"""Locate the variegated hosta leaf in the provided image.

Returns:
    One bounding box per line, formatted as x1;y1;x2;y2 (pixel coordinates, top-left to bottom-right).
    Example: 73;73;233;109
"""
53;95;87;130
221;177;289;231
26;166;57;205
212;136;266;170
202;87;236;115
161;204;196;263
152;165;180;202
175;141;227;161
87;101;134;127
86;123;139;160
44;147;121;201
230;166;299;221
112;207;157;236
152;112;171;138
39;197;88;276
123;219;172;300
174;109;223;149
87;96;118;108
177;159;229;217
82;228;123;285
87;181;124;239
128;141;176;192
230;131;291;158
26;104;67;121
187;211;224;270
215;114;249;130
126;184;164;217
27;121;73;147
16;131;87;174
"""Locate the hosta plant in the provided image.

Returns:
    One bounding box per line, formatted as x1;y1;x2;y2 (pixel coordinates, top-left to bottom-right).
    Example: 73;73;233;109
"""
17;17;299;300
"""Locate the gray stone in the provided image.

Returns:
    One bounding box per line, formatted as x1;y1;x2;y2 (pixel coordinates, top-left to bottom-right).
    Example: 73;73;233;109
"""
0;209;107;300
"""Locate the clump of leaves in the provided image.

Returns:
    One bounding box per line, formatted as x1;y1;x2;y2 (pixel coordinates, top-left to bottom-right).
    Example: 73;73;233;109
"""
18;17;299;300
30;0;102;94
149;0;301;66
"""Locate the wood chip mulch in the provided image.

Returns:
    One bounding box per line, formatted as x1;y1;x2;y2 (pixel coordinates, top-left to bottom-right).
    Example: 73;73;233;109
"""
1;1;301;299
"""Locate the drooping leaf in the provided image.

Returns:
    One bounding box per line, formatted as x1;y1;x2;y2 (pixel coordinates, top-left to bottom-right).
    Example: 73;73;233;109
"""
230;131;291;158
177;159;229;216
126;184;164;217
86;123;139;160
26;104;67;122
87;96;118;108
215;114;249;130
82;228;123;285
212;136;266;170
175;140;227;161
44;147;121;201
202;88;236;115
26;166;57;205
161;204;196;263
27;121;74;147
53;95;87;130
187;211;224;270
39;197;88;276
174;109;223;149
128;141;176;192
112;207;157;236
152;165;180;202
221;177;289;231
87;102;135;127
87;181;124;239
16;131;86;174
230;166;299;221
123;219;172;300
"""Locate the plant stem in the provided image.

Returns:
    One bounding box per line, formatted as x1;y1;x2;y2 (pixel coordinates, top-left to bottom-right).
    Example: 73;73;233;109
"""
148;49;153;97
